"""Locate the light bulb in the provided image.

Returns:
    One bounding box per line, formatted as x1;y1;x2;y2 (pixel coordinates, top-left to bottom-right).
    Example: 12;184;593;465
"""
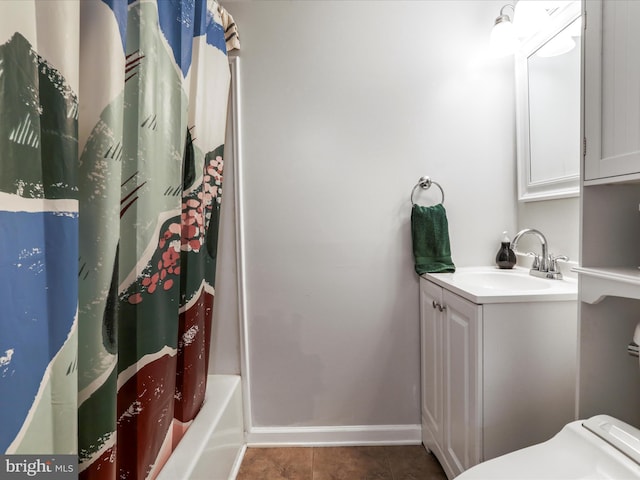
513;1;550;38
490;17;519;57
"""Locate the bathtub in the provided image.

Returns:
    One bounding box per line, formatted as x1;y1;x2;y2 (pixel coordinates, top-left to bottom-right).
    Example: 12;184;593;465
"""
156;375;245;480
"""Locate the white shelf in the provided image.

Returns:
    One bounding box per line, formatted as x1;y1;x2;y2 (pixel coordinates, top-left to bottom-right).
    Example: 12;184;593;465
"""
573;266;640;304
583;172;640;186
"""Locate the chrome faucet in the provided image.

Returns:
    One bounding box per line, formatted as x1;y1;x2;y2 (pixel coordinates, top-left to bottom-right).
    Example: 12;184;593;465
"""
510;228;566;280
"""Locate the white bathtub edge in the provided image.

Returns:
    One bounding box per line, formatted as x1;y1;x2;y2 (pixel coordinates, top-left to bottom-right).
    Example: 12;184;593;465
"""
157;374;243;480
227;443;247;480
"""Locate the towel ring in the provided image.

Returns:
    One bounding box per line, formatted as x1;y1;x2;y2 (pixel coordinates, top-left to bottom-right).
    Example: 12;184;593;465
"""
411;176;445;206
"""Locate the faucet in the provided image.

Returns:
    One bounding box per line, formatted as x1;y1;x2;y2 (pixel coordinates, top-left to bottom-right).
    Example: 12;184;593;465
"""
510;228;565;280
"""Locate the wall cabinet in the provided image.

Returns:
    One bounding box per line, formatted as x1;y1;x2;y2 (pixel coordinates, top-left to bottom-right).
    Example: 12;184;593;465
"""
420;277;577;479
577;0;640;426
584;0;640;183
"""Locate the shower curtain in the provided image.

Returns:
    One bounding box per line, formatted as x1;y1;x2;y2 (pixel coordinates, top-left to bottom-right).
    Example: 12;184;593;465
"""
0;1;238;478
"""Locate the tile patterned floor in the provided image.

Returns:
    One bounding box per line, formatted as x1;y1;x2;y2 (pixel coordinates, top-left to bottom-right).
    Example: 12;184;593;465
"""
236;445;448;480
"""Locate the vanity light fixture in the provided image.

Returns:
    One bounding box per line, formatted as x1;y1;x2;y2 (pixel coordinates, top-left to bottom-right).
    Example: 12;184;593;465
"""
513;0;550;38
490;4;519;57
491;1;579;58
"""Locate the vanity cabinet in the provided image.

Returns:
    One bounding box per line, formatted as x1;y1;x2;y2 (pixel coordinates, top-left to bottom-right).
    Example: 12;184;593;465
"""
420;280;481;478
420;276;577;479
584;0;640;182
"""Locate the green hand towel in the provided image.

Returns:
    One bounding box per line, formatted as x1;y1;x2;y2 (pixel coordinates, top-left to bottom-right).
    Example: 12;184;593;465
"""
411;203;455;275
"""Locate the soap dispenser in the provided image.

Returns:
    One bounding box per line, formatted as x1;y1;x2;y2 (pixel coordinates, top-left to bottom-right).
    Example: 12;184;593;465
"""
495;231;516;269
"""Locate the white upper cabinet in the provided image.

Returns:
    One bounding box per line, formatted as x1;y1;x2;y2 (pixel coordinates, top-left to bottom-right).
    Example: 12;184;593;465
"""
584;0;640;182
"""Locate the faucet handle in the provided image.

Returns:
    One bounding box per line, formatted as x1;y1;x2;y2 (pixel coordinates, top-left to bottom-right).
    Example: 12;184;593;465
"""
548;254;569;272
525;252;540;270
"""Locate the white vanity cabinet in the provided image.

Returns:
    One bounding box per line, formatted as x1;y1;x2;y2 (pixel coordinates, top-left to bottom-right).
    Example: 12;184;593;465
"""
419;274;578;479
420;279;481;478
584;0;640;182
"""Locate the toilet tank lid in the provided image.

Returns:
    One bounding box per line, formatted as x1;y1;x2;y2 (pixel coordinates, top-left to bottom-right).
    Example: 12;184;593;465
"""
583;415;640;465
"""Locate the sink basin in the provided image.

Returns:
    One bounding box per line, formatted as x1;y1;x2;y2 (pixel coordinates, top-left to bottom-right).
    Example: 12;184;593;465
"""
422;266;577;303
454;271;551;291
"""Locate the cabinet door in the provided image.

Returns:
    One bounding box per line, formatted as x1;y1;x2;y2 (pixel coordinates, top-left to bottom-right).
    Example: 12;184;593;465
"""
584;0;640;181
442;290;482;477
419;279;443;452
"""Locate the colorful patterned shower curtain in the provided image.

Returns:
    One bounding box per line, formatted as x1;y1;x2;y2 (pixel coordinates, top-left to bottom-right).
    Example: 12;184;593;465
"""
0;0;238;478
0;0;81;456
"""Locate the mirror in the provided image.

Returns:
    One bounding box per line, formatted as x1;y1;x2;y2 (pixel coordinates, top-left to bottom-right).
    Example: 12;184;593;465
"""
515;1;581;202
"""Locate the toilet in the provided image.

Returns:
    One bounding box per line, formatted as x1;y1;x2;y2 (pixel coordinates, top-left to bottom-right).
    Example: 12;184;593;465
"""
457;415;640;479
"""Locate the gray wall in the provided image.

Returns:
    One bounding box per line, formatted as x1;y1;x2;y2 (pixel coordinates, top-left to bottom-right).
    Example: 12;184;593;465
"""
517;198;580;263
221;0;521;429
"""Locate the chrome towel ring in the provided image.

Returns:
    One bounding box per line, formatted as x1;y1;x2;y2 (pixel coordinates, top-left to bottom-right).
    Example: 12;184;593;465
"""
411;176;445;206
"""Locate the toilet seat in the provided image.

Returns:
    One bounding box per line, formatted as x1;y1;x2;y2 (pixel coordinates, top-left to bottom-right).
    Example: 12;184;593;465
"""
456;415;640;479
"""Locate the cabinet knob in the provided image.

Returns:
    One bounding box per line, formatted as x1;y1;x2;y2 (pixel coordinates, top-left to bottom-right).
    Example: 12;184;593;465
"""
432;300;438;309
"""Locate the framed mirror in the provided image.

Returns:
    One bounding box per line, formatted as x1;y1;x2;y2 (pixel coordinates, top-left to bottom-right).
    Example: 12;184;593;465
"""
515;1;581;202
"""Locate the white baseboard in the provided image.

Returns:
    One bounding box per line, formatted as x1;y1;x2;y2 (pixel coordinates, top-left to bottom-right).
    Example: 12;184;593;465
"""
246;424;422;447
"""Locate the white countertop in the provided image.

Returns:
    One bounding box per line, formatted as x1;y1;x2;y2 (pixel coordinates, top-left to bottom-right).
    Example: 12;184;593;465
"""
421;266;578;304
